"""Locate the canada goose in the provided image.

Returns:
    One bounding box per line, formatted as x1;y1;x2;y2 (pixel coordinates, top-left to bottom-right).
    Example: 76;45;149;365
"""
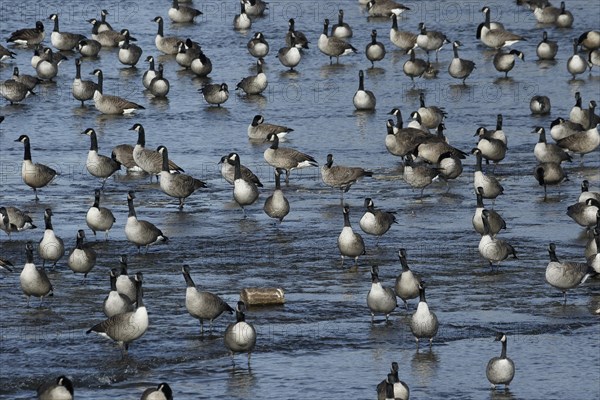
229;153;259;216
37;376;74;400
493;49;524;77
236;58;267;95
264;133;318;184
263;168;290;223
248;115;293;141
567;199;600;228
141;383;173;400
247;32;269;58
570;95;599;130
534;162;567;199
376;363;409;400
219;153;263;187
476;127;507;167
416;124;467;164
48;14;85;51
550;117;584;141
321;153;373;198
224;300;257;364
0;79;35;104
199;83;229;106
403;154;440;198
353;70;376;111
12;67;41;90
0;258;13;272
153;16;182;54
91;69;145;114
586;228;599;270
182;265;234;334
393;249;420;310
35;47;61;81
555;2;573;28
82;128;121;186
190;47;213;77
277;33;302;71
567;38;588;79
359;198;396;240
366;0;410;17
589;49;600;71
318;19;357;64
243;0;268;17
479;209;517;268
546;243;594;303
448;41;475;83
532;3;561;24
578;30;600;51
101;269;136;318
486;333;515;389
530;95;550;115
0;44;16;61
331;9;352;38
67;229;96;279
536;31;558;60
367;265;397;323
7;21;45;46
480;22;525;49
408;111;430;132
77;37;101;58
38;208;64;268
233;2;252;30
579;180;600;204
476;7;504;40
385;113;429;157
366;30;385;68
15;135;58;200
417;92;447;129
556;123;600;161
533;127;571;163
130;123;184;178
0;206;36;237
90;20;134;47
149;64;170;97
338;205;366;268
87;189;115;240
143;56;157;88
87;272;148;355
409;282;438;348
473;187;506;236
20;242;53;307
96;9;113;32
403;48;427;81
169;0;202;23
118;34;143;66
32;46;67;69
116;255;136;301
157;146;206;208
389;14;417;51
416;22;449;60
175;39;201;69
285;18;309;49
473;148;504;199
583;101;600;130
437;151;463;181
111;144;141;172
125;191;168;252
72;58;97;106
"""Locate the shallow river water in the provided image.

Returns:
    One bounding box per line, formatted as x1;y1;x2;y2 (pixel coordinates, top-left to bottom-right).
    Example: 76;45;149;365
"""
0;0;599;399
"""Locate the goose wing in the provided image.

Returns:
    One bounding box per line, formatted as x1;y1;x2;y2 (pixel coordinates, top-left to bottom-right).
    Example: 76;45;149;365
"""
101;93;145;111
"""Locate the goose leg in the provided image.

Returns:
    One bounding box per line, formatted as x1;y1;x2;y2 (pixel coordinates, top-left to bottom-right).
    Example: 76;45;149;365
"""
340;255;345;268
104;230;109;241
403;300;408;310
178;198;184;209
34;188;39;201
371;313;374;324
200;319;204;335
415;337;420;349
563;291;567;305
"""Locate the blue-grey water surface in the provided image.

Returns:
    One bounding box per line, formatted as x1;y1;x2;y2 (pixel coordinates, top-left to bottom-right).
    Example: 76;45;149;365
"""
0;0;599;399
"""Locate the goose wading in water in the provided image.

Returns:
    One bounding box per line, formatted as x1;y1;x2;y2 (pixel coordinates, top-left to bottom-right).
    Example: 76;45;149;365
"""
20;242;53;307
486;332;515;390
87;272;148;355
38;208;64;268
141;383;173;400
395;248;421;310
130;123;184;181
182;264;234;335
15;134;58;200
224;301;257;365
545;242;594;304
263;168;290;223
86;189;116;240
359;198;396;243
91;69;145;115
376;362;410;400
103;268;134;318
157;145;206;209
230;152;259;217
321;153;373;200
125;191;168;252
338;205;366;268
67;229;97;279
37;376;74;400
478;209;517;269
82;128;121;188
317;18;357;64
367;265;397;323
263;133;318;184
409;282;438;349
